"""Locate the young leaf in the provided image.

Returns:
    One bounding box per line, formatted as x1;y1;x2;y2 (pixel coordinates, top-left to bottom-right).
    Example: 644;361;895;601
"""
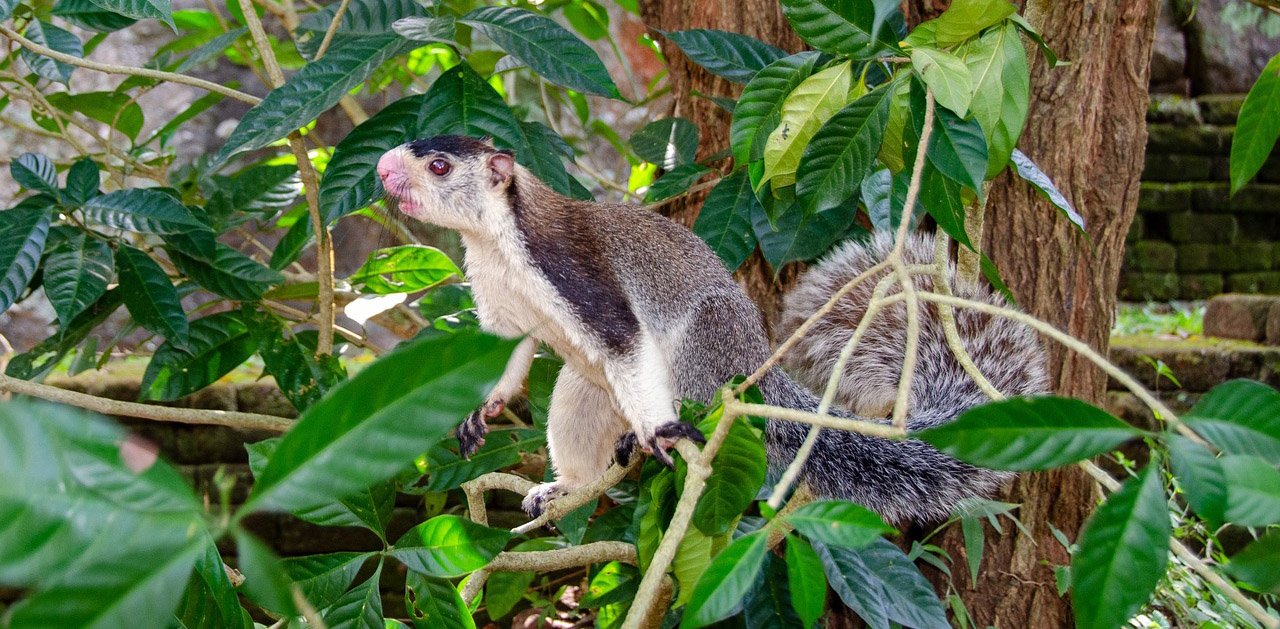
347;245;462;294
281;552;371;610
644;163;712;202
389;515;512;578
44;231;113;326
630;118;700;168
813;538;949;629
1168;435;1227;526
959;23;1029;178
730;51;823;166
169;243;284;301
139;311;256;401
213;35;412;168
41;92;145;142
51;0;138;31
785;536;827;628
785;500;897;548
1230;52;1280;193
242;331;516;515
0;205;51;314
1072;465;1170;629
916;396;1141;470
19;21;83;83
762;61;855;189
664;29;787;83
460;6;619;98
797;82;895;214
11;152;60;198
693;416;767;536
930;0;1016;47
1222;454;1280;526
681;531;769;628
405;571;475;629
64;157;101;205
1225;529;1280;594
780;0;900;58
114;245;189;349
910;46;973;117
692;169;761;271
1183;379;1280;463
1009;149;1085;233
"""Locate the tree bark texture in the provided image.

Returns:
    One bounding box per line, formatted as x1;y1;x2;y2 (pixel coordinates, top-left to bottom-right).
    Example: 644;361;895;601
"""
639;0;805;332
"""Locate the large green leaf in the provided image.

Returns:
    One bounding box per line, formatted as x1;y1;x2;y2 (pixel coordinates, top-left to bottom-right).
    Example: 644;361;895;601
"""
797;81;894;214
1009;149;1085;233
1183;379;1280;464
44;230;113;327
959;23;1028;178
752;196;862;270
910;45;973;117
644;163;712;202
741;552;803;628
681;531;768;628
916;396;1141;471
779;0;900;58
1072;465;1170;629
81;189;215;257
234;531;298;616
785;536;826;628
169;244;283;301
630;117;700;168
114;245;189;349
11;152;60;198
1225;529;1280;594
460;6;619;98
389;515;512;577
242;331;515;514
38;92;144;142
348;245;461;294
295;0;424;57
85;0;172;27
257;327;348;412
930;0;1016;46
1168;435;1227;526
212;35;413;168
20;20;83;83
693;415;767;536
319;93;425;223
405;571;475;629
580;560;639;608
5;289;122;380
423;428;544;491
664;29;786;83
813;538;949;629
52;0;137;31
692;169;760;271
64;157;101;205
321;565;383;629
1231;52;1280;193
0;205;51;314
281;552;371;610
762;61;853;190
730;51;822;166
139;311;256;401
672;519;715;606
1222;454;1280;526
917;95;988;194
172;541;253;629
785;500;896;548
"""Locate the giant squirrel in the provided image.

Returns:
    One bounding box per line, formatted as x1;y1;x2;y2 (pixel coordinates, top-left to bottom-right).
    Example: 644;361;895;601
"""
376;135;1047;523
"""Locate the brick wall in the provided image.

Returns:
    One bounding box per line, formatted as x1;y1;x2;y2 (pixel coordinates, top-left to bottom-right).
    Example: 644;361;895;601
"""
1121;94;1280;301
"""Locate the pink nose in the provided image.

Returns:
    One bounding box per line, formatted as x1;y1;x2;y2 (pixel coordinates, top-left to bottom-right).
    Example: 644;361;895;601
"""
376;151;402;183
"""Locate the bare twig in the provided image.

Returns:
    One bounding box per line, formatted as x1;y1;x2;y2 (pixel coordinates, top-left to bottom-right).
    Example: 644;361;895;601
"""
313;0;353;60
461;541;637;603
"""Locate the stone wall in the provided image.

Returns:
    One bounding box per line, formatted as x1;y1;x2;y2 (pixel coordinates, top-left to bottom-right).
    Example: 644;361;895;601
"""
1120;94;1280;301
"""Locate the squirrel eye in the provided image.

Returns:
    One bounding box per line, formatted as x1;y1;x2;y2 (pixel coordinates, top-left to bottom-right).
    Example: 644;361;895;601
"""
428;159;451;176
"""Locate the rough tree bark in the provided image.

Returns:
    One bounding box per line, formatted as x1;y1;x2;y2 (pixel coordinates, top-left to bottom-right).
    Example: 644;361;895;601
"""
639;0;804;332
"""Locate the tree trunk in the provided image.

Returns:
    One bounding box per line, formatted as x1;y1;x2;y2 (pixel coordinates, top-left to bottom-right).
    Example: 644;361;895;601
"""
916;1;1161;627
639;0;805;332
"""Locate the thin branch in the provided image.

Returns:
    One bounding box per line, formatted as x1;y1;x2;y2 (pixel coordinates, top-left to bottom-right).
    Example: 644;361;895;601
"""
0;25;261;105
511;457;638;534
313;0;353;60
932;231;1002;399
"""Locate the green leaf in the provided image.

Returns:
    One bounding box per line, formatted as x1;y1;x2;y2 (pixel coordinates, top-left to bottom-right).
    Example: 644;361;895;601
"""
644;163;711;202
785;536;826;628
348;245;462;294
295;0;424;58
681;531;768;628
1168;435;1227;526
174;27;247;73
405;571;475;629
910;45;973;117
423;428;544;491
114;244;190;349
84;0;173;27
730;51;823;166
1222;454;1280;526
1225;529;1280;594
813;538;949;629
234;531;298;616
959;23;1028;178
281;552;371;610
916;396;1141;471
779;0;901;58
673;522;715;606
5;289;122;379
581;560;639;608
172;541;252;629
786;500;897;548
322;565;383;629
664;29;786;83
920;100;988;194
243;331;516;515
139;311;256;401
630;117;700;168
485;569;533;619
20;21;83;83
392;16;457;44
692;169;761;271
213;35;412;168
320;94;425;223
44;231;113;326
797;81;895;214
752;196;862;270
1072;465;1170;629
11;152;60;198
930;0;1016;47
1183;379;1280;463
0;205;51;314
40;92;144;141
762;61;853;189
1231;52;1280;193
257;328;348;412
170;244;283;301
81;189;215;256
460;6;619;98
389;515;512;577
1009;149;1084;232
694;415;767;536
65;157;101;205
741;552;803;628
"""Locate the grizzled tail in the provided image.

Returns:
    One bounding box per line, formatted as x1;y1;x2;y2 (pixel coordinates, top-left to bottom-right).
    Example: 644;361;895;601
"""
759;232;1049;523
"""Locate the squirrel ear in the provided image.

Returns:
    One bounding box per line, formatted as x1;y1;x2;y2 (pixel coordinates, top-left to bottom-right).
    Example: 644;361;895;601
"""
488;152;514;187
481;136;495;148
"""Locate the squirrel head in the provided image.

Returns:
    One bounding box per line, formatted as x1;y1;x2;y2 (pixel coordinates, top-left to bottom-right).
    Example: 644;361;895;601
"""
377;135;516;232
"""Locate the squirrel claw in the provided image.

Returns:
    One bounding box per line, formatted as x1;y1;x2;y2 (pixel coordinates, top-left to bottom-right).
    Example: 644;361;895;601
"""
614;432;639;467
457;409;490;459
645;421;706;469
522;482;568;518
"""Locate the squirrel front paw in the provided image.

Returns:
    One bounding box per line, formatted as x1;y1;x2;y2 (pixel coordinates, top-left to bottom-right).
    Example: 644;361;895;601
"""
614;432;639;467
522;482;568;518
642;421;706;469
457;398;506;459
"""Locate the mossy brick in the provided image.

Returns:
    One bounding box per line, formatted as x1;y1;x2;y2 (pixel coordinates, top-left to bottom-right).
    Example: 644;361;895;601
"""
1143;154;1213;182
1206;294;1277;341
1146;124;1232;155
1259;154;1280;184
1138;182;1195;212
1178;243;1271;272
1169;213;1238;243
1197;94;1246;124
236;382;298;418
1147;94;1202;125
1229;272;1280;293
1211;156;1232;181
1192;183;1280;213
1180;273;1225;299
1124;240;1177;271
1119;272;1180;300
1127;213;1144;243
1237;216;1278;241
